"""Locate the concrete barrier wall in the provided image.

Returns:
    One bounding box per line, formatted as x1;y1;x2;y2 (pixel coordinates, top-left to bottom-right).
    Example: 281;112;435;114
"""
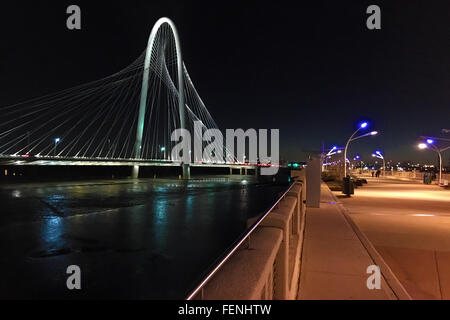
195;171;307;300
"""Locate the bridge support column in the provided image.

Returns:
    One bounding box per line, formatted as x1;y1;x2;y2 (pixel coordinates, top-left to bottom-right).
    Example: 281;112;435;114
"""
229;167;233;175
182;163;190;179
132;165;139;179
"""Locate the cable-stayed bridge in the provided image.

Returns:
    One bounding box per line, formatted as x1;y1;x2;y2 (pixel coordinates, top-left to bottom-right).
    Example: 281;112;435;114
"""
0;18;260;179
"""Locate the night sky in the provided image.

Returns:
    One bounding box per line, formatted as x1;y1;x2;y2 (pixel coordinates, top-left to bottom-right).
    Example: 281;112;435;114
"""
0;1;449;164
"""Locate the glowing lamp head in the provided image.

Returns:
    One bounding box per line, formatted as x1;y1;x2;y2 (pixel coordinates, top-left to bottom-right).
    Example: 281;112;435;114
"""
54;138;60;143
376;151;382;156
360;122;368;129
418;143;428;150
426;139;434;145
160;147;166;152
370;131;378;136
331;146;337;151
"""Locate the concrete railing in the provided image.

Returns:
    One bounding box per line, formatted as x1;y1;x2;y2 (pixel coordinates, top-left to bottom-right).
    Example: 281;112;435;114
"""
186;171;307;300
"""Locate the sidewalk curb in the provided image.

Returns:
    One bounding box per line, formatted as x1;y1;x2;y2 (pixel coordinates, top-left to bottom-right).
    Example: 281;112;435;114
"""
328;186;413;300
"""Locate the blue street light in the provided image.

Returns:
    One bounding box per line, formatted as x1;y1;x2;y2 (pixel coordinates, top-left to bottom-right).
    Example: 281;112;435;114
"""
372;151;385;175
418;139;450;185
326;146;339;157
344;121;378;177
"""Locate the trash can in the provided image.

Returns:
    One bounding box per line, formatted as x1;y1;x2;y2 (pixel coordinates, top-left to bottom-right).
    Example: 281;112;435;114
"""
342;176;354;197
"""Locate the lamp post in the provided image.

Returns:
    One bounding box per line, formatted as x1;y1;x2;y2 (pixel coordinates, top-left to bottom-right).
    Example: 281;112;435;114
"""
372;151;385;176
343;122;378;178
352;155;361;172
321;146;337;171
322;146;344;172
54;138;60;157
418;139;450;185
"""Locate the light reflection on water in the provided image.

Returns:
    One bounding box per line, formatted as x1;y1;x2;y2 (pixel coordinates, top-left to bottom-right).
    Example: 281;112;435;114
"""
185;194;195;223
41;216;64;244
152;197;169;250
12;190;21;198
0;178;287;299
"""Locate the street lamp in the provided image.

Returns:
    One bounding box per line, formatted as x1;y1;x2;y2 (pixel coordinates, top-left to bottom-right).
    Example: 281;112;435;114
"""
159;146;166;160
343;122;378;177
327;146;337;156
321;146;344;171
372;151;385;176
54;137;60;157
350;155;360;170
417;139;450;185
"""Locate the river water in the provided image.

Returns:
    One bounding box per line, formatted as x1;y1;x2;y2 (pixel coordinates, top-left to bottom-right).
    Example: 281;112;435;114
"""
0;176;286;299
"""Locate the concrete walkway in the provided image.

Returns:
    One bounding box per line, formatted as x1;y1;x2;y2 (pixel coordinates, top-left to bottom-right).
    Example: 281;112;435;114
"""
339;177;450;300
297;183;407;300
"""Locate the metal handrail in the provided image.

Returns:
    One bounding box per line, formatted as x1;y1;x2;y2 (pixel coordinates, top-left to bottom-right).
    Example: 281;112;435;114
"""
185;181;299;300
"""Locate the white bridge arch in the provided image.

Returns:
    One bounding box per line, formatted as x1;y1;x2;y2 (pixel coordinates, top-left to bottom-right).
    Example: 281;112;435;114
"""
133;17;187;178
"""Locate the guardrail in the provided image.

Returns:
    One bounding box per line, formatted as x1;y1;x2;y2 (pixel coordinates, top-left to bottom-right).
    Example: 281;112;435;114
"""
186;170;307;300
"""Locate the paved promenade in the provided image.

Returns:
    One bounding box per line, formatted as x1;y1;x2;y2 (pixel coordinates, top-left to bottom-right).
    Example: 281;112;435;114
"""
297;183;408;300
338;177;450;300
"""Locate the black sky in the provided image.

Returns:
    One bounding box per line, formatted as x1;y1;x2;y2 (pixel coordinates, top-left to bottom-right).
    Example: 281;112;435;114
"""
0;1;449;164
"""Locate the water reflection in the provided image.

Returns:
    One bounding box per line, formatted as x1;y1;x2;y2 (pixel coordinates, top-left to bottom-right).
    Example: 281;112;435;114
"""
0;178;286;299
184;194;195;223
12;190;21;198
41;216;64;244
152;196;169;249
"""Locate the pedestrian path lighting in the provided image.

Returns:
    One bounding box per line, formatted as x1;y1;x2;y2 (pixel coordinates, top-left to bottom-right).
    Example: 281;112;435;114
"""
344;122;378;177
327;146;337;157
418;139;450;185
321;146;341;171
372;151;385;176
